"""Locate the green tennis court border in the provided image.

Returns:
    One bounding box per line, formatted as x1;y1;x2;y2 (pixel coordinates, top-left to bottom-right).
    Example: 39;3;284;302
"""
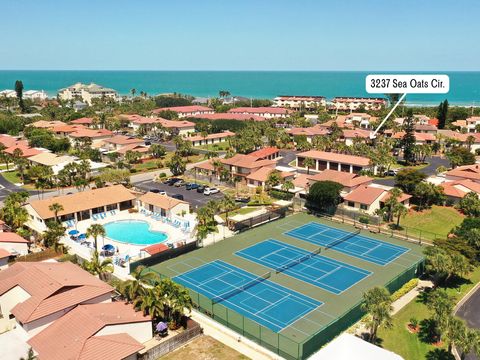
145;212;424;360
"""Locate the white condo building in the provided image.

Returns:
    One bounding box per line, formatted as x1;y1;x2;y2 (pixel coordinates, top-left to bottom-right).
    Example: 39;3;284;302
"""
58;82;118;105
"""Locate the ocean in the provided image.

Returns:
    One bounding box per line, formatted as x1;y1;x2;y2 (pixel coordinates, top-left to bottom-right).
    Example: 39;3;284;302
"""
0;71;479;106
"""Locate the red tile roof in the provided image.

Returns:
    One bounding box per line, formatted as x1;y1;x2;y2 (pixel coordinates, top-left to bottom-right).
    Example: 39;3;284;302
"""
221;154;276;169
142;243;169;255
4;144;43;157
104;135;144;146
342;129;372;139
287;126;329;136
307;169;372;188
189;113;267;121
248;147;280;159
116;144;150;155
152;105;213;114
297;150;371;166
71;117;94;125
246;166;294;182
70;129;113;138
441;179;480;198
186;131;235;142
0;232;29;243
0;248;10;258
0;134;22;148
446;164;480;181
0;262;113;324
343;185;386;205
28;302;148;360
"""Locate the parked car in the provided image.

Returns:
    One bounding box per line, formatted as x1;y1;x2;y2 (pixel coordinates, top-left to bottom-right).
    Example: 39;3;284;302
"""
145;141;151;146
174;180;186;187
196;185;205;193
150;189;160;193
186;183;200;190
204;187;220;195
385;169;399;177
166;178;181;186
235;196;251;203
171;194;184;201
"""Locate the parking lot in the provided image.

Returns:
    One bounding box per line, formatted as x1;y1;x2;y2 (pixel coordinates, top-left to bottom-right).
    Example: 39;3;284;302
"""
134;180;224;209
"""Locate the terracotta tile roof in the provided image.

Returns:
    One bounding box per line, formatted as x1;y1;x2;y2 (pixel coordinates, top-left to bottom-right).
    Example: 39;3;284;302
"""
158;118;195;129
28;185;136;219
152;105;213;114
0;134;22;148
104;135;144;146
342;129;372;139
0;262;113;324
391;132;437;142
116;144;150;155
221;154;276;169
51;124;86;133
414;124;437;131
139;192;188;210
317;117;353;129
246;166;294;182
71;117;94;125
293;173;310;188
27;152;75;166
380;191;412;203
142;243;169;255
194;159;216;171
189;113;266;121
307;169;372;188
441;180;480;198
248;147;280;159
0;248;10;258
28;302;148;360
446;164;480;181
30;120;66;129
228;107;289;115
343;185;386;205
70;129;113;138
0;232;29;244
438;130;480;143
297;150;371;166
187;131;235;142
4;144;43;157
287;126;329;136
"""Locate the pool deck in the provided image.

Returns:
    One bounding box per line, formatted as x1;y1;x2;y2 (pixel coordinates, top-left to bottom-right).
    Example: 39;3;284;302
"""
62;210;196;269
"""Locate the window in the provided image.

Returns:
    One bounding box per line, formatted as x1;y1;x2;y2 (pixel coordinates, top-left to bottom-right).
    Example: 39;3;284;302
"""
360;204;368;210
348;201;355;208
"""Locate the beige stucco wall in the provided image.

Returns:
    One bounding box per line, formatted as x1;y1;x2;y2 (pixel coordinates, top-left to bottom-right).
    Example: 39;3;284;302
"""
0;285;30;319
96;321;152;343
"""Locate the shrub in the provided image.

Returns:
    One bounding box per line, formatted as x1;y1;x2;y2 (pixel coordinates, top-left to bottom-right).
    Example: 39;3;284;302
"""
409;317;419;328
269;189;294;200
129;168;137;173
158;172;167;178
359;216;370;224
391;278;419;302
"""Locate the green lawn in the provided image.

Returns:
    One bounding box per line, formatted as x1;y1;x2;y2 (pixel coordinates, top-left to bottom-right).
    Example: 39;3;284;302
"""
2;171;22;184
194;142;231;152
133;153;203;173
378;266;480;360
399;206;464;241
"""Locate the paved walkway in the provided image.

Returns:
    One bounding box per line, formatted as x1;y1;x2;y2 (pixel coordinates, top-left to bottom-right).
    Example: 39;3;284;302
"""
392;279;433;315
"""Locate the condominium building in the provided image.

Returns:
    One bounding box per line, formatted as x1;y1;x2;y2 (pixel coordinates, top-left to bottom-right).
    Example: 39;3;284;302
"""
331;97;387;111
58;82;118;105
273;95;326;110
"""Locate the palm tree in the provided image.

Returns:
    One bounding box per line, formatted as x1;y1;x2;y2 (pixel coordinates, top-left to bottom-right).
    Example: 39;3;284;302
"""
12;148;27;183
282;180;295;193
265;170;282;190
220;195;236;225
134;287;166;319
361;287;393;343
117;265;159;303
48;203;64;223
86;223;106;251
393;202;408;228
82;250;113;281
130;88;136;98
303;157;315;175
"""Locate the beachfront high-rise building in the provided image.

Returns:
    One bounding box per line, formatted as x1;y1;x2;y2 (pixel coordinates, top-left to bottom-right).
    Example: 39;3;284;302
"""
331;97;387;111
274;95;326;110
58;82;118;105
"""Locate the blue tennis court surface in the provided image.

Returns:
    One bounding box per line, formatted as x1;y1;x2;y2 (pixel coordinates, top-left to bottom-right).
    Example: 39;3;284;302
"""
235;239;371;294
173;260;322;332
285;222;409;266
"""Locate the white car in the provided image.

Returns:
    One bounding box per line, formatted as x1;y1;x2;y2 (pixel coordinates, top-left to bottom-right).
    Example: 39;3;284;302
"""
203;187;219;196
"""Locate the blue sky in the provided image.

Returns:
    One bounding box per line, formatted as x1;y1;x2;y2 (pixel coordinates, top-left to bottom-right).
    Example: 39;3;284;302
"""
0;0;478;70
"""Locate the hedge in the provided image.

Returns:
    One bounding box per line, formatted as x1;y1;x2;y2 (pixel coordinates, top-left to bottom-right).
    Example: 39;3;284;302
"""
391;278;419;302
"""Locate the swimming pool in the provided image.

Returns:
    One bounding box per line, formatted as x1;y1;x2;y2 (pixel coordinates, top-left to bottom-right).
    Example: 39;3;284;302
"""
104;220;168;245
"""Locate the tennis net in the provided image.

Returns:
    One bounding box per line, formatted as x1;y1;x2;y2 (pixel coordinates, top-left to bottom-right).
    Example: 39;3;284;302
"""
324;229;361;250
275;247;322;274
212;271;272;304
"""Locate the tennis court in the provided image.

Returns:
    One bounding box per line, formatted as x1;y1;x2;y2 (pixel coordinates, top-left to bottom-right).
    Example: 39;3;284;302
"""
172;260;322;332
285;222;409;266
235;239;372;294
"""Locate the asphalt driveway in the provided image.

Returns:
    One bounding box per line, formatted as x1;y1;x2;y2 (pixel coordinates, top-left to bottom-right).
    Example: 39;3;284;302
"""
134;180;224;209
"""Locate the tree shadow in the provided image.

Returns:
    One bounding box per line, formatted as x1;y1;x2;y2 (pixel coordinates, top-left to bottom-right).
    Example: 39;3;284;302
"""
443;275;472;290
418;318;439;344
417;286;433;305
425;348;455;360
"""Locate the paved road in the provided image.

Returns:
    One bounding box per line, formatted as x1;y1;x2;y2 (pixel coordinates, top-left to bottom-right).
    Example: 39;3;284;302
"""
456;287;480;360
134;180;224;209
373;156;450;187
0;174;46;203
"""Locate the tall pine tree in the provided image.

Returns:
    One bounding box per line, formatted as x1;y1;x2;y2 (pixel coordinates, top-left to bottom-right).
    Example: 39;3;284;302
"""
437;99;449;129
402;110;416;165
14;80;25;113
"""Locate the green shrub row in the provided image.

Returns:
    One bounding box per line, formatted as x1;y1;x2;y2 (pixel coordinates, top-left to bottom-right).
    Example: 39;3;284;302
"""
391;278;419;302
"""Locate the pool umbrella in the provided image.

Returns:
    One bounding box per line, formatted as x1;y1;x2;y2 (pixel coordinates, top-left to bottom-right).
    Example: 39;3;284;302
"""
156;322;167;332
78;233;86;240
102;244;115;251
68;230;79;236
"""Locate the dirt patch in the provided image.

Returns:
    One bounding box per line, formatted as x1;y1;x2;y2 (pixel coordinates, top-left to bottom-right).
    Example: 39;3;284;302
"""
161;335;249;360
